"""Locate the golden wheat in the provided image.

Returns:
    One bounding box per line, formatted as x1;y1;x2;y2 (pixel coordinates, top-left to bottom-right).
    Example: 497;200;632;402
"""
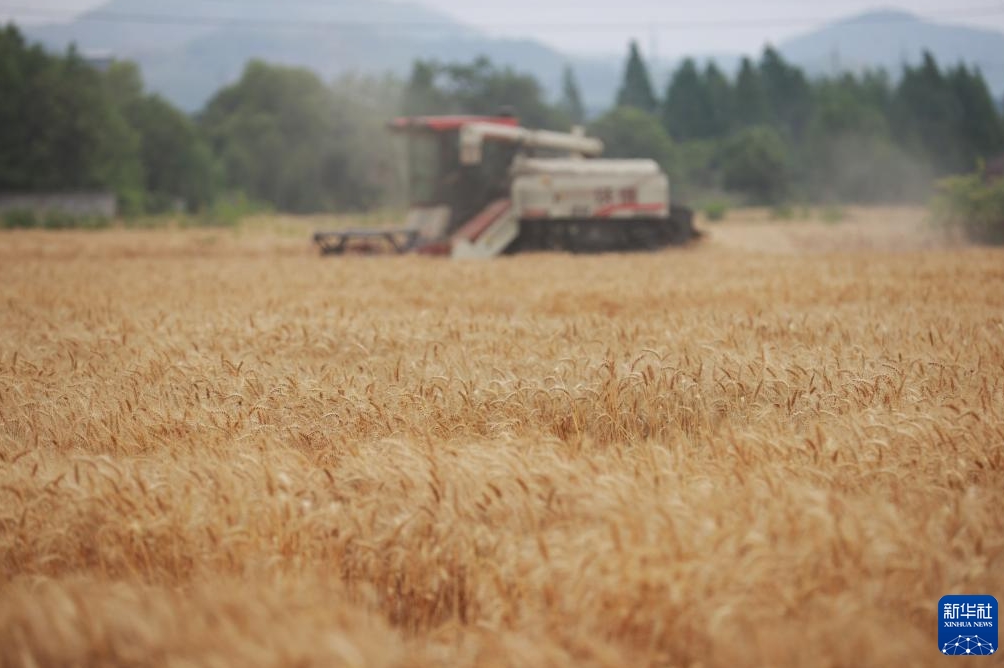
1;210;1002;667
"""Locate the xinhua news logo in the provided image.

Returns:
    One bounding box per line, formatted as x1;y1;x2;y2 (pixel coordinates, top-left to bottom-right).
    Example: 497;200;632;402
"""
939;595;997;656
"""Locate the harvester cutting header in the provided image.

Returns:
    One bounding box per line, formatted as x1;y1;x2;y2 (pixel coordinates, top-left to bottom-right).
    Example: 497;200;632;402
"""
313;115;697;257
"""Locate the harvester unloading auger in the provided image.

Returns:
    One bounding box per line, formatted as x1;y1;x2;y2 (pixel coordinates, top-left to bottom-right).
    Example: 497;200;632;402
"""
313;115;698;258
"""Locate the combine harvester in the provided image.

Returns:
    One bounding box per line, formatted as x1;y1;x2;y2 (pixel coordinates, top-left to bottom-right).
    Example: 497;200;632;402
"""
313;115;697;258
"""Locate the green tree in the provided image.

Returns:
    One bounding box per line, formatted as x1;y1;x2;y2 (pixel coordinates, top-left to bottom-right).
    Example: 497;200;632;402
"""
104;61;216;212
616;41;658;113
588;106;674;172
402;57;568;130
0;26;222;214
800;72;919;202
932;168;1004;244
703;62;734;139
671;139;721;199
894;55;1004;175
202;61;400;212
758;46;812;138
402;60;455;116
0;26;141;204
132;95;217;212
858;70;894;112
892;52;965;174
947;64;1004;168
720;125;790;204
558;65;586;124
808;73;890;138
733;57;768;128
661;59;732;141
662;58;706;140
449;58;565;128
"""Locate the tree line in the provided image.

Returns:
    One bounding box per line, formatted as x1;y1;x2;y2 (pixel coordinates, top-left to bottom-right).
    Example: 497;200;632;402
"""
1;26;214;215
2;22;1003;216
1;24;397;216
602;42;1004;204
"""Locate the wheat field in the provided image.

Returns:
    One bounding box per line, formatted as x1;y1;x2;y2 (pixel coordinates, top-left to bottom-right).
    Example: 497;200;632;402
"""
1;210;1002;667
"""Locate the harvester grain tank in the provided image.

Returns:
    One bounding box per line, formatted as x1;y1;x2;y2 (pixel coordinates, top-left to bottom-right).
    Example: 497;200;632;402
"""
313;115;696;257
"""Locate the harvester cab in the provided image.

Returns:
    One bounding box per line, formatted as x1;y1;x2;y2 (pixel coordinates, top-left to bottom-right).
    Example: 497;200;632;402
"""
392;115;524;251
312;115;696;257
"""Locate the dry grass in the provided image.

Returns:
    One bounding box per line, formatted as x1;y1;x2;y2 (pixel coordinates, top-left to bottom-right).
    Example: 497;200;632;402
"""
1;209;1002;667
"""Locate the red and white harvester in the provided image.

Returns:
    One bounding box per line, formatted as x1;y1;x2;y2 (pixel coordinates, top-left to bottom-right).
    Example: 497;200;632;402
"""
313;115;697;257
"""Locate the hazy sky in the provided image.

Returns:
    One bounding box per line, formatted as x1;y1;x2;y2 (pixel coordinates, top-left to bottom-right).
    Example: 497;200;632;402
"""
4;0;1004;56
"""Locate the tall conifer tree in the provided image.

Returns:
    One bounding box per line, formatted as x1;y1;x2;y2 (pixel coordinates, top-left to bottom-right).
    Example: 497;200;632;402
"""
616;41;658;113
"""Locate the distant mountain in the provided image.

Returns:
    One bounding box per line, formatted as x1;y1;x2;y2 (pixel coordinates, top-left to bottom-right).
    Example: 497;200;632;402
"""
28;0;215;54
779;10;1004;96
25;0;620;112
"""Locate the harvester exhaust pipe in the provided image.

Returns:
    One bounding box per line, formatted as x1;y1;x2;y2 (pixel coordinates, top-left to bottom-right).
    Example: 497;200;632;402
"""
459;122;604;165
